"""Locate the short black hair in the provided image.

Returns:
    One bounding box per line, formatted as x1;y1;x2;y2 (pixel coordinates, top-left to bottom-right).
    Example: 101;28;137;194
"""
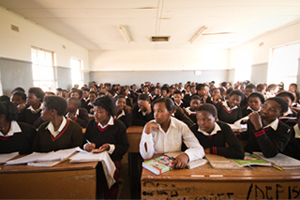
89;91;97;96
161;86;169;93
0;101;18;122
248;92;265;104
221;82;228;87
43;96;67;116
173;90;182;95
196;103;218;118
138;94;150;101
226;88;233;95
107;89;115;96
149;87;156;93
115;95;125;101
82;88;89;92
12;91;27;101
0;95;10;102
28;87;45;102
276;91;296;103
289;83;297;89
229;89;245;100
196;83;207;91
71;89;82;99
68;97;81;107
93;95;115;116
266;97;289;114
152;97;174;112
11;87;25;94
246;83;257;90
191;95;201;101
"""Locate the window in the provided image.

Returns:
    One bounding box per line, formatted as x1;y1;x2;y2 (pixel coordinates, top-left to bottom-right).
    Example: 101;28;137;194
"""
268;42;300;89
71;57;83;88
31;47;56;92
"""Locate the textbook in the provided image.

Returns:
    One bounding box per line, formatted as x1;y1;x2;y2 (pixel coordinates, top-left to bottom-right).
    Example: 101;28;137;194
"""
205;154;243;170
234;153;272;167
253;152;300;170
142;155;174;175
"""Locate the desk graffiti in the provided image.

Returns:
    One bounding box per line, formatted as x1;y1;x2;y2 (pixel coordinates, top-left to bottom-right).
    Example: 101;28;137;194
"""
246;183;300;200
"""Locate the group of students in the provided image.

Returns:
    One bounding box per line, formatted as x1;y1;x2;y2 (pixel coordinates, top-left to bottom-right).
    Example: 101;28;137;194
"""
1;80;300;199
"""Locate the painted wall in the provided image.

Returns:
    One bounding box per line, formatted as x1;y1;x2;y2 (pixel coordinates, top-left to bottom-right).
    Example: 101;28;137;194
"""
229;21;300;84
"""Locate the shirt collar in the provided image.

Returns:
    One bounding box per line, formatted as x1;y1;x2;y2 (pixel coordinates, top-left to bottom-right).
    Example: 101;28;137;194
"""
284;107;293;116
294;124;300;138
116;110;126;119
27;104;43;113
174;101;183;107
222;100;238;111
46;117;67;138
0;121;22;137
198;122;221;136
155;117;176;134
264;118;279;131
98;116;114;129
247;106;260;112
184;107;196;115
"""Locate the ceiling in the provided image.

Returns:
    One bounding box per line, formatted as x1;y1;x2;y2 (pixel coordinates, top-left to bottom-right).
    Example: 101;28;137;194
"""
1;0;300;50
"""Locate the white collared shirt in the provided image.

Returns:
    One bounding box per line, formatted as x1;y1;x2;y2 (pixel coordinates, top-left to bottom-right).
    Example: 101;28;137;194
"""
293;124;300;138
138;104;151;116
283;107;293;116
0;121;21;137
247;106;260;112
174;101;183;107
116;110;126;119
263;118;279;131
183;107;196;115
66;109;79;120
27;104;43;114
221;100;238;111
139;117;205;161
198;122;221;136
95;116;115;154
46;117;67;138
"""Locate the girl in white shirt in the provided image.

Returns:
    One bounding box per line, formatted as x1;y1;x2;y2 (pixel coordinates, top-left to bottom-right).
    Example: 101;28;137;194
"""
139;97;205;169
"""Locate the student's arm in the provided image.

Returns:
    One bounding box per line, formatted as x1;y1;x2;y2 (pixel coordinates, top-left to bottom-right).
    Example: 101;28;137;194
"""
139;121;158;159
174;107;194;127
212;123;244;159
75;108;90;128
181;124;205;162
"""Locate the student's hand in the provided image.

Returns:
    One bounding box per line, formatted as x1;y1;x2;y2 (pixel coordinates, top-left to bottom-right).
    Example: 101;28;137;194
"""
17;103;26;111
172;153;189;169
203;95;208;103
92;144;110;153
204;148;211;154
144;121;159;134
84;143;96;152
68;113;76;120
249;111;263;131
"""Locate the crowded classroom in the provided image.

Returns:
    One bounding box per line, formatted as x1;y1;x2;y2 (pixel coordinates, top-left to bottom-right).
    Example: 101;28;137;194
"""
1;1;300;200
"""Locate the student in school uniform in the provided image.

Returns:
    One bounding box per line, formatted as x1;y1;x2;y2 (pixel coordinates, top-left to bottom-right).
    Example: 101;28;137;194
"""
66;97;90;128
84;95;129;199
86;91;97;114
289;83;300;103
131;94;154;126
70;89;86;109
10;91;26;113
257;84;266;95
149;86;159;102
240;83;257;108
18;87;45;126
0;101;37;154
183;95;202;123
189;104;244;159
33;96;83;152
173;90;188;108
139;97;205;169
196;83;210;104
215;89;244;124
241;92;265;117
265;84;279;99
115;95;132;128
169;87;176;99
160;86;169;98
184;85;197;104
238;97;291;158
283;111;300;160
119;86;132;106
276;91;298;127
207;88;222;105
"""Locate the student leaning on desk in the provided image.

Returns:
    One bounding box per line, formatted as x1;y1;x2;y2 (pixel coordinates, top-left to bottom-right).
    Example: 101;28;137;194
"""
139;97;205;169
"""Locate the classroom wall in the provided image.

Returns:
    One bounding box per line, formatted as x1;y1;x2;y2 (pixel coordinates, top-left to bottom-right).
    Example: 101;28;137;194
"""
229;21;300;85
0;7;89;94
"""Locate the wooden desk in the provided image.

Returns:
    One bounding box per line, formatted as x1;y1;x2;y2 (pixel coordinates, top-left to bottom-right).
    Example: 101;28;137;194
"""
141;161;300;199
126;126;144;199
0;160;98;199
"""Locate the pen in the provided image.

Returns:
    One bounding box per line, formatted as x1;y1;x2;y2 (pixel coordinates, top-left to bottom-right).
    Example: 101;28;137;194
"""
86;139;91;144
272;164;283;171
247;165;253;170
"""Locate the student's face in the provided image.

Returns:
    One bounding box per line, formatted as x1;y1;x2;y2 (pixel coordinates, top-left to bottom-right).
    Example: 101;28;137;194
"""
196;110;216;134
260;100;282;121
116;98;126;111
198;86;209;97
138;100;149;112
41;105;53;121
248;96;262;111
143;87;149;93
82;91;89;98
161;90;168;97
153;102;172;125
94;106;110;124
280;96;292;107
11;95;24;106
190;99;201;111
170;89;175;95
289;85;296;92
212;89;220;96
173;94;182;103
245;88;254;98
26;93;40;106
71;92;80;99
67;99;77;112
89;93;97;103
156;88;161;95
190;87;196;94
228;94;242;108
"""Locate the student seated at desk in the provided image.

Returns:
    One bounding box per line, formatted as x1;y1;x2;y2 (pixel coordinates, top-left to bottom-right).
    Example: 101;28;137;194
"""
84;95;129;199
238;97;291;158
283;111;300;160
215;89;244;124
18;87;45;126
86;91;97;114
189;104;244;159
66;97;90;128
10;91;26;113
241;92;265;117
139;97;204;169
115;95;132;128
276;91;298;127
131;94;154;126
182;95;202;123
33;96;83;152
0;101;37;154
173;90;188;108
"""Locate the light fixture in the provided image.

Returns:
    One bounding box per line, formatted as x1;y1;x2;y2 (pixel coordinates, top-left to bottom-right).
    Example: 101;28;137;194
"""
190;26;208;44
119;25;131;43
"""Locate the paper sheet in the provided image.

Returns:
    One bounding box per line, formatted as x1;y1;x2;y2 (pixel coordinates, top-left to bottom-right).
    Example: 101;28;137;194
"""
0;152;19;164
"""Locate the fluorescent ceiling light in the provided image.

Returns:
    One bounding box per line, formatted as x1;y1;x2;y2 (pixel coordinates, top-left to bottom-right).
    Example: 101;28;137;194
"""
190;26;208;44
119;25;131;43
